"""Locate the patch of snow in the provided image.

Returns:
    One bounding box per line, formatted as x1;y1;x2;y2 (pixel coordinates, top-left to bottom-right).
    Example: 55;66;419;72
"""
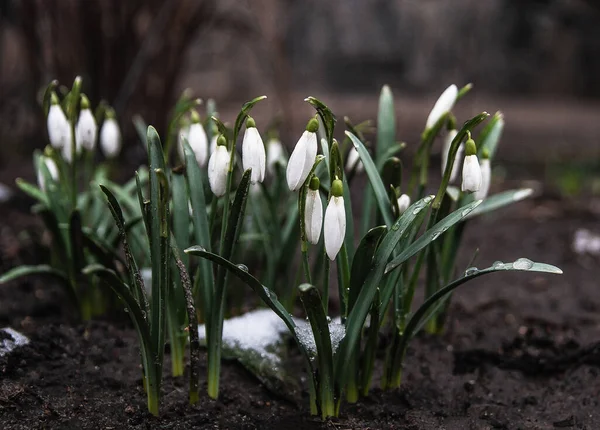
573;229;600;255
0;327;30;357
294;319;346;357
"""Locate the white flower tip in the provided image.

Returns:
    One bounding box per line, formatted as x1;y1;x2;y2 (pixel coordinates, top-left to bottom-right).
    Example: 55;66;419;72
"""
426;84;458;130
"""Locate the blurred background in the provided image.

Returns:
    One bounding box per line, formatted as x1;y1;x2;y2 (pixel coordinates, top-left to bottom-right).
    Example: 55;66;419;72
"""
1;0;600;194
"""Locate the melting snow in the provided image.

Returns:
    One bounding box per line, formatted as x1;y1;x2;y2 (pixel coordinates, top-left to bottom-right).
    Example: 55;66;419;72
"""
0;328;29;357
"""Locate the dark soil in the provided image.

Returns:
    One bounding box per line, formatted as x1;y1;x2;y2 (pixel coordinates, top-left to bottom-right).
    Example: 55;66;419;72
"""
1;190;600;429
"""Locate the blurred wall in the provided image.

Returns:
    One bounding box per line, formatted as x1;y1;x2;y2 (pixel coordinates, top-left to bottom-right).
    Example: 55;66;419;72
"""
1;0;599;169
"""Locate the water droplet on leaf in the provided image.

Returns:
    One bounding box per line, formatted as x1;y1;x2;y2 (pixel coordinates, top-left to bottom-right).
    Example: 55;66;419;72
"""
465;267;478;276
513;258;533;270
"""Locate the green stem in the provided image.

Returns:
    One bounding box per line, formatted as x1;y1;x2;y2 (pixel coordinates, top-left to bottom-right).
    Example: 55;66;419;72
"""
322;256;330;311
301;240;312;284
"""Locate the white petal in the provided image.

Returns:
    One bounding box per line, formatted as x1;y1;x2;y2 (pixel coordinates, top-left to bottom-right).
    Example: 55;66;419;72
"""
267;139;286;175
345;147;364;173
286;131;317;191
47;105;69;149
461;155;482;192
426;84;458;130
397;194;411;215
61;127;76;163
324;196;346;260
76;109;97;151
208;146;230;197
473;158;491;200
37;157;59;191
209;135;218;155
188;123;208;166
100;119;122;158
242;128;266;184
304;189;323;245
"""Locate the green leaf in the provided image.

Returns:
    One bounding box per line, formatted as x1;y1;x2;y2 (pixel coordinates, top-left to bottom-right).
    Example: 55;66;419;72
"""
0;265;68;284
133;114;149;147
183;138;214;316
466;188;532;219
347;226;386;315
345;131;394;227
334;196;434;389
234;96;267;143
99;185;149;314
299;283;335;419
15;178;48;206
477;111;504;160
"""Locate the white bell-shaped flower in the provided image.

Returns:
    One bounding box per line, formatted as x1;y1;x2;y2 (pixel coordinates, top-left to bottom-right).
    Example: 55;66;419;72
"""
208;136;230;197
473;152;491;200
345;147;364;173
441;129;463;182
242;117;266;184
266;138;286;175
304;176;323;245
461;138;482;193
425;84;458;130
47;93;70;150
397;193;411;215
37;157;59;192
324;178;346;260
76;96;97;152
286;118;319;191
100;109;122;158
183;111;209;167
60;126;77;163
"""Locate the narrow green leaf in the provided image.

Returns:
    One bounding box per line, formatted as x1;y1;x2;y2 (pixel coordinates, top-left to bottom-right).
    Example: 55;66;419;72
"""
0;265;68;284
386;200;482;274
466;188;532;219
15;178;48;206
345;131;394;227
305;96;336;145
376;85;395;161
133;114;149;147
477;111;504;160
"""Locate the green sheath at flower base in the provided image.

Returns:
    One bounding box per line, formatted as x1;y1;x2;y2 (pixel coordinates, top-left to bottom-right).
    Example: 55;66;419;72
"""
80;94;91;110
465;138;477;156
246;116;257;129
50;91;60;106
482;148;490;160
190;109;201;124
217;134;227;147
331;178;343;197
309;175;320;191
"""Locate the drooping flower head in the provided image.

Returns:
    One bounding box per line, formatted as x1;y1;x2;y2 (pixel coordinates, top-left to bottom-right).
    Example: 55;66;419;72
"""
208;134;230;197
100;108;122;159
286;117;319;191
345;147;364;174
425;84;458;131
266;137;286;175
47;92;70;150
76;95;97;152
324;178;346;260
185;110;209;167
242;116;266;184
461;137;482;193
473;149;491;200
37;156;59;192
304;175;323;245
396;193;411;215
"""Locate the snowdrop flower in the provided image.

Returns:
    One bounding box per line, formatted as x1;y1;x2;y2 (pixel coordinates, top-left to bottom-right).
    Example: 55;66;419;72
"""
304;176;323;245
461;138;482;193
47;92;70;150
286;118;319;191
242;116;266;184
473;150;491;200
37;157;59;192
76;95;97;151
100;108;122;158
345;147;364;173
266;138;286;175
208;135;230;197
60;126;77;163
425;84;458;130
185;110;209;167
441;129;463;182
324;178;346;260
396;193;411;215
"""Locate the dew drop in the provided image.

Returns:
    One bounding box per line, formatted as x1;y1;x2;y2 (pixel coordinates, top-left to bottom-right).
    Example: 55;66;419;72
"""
492;260;505;269
462;208;472;217
412;207;421;215
236;264;249;272
465;267;478;276
513;258;533;270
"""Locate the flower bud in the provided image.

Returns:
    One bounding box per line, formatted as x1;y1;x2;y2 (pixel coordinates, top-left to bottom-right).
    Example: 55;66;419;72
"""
324;178;346;260
208;137;230;197
461;138;482;193
76;96;97;151
181;110;209;167
100;109;122;158
242;116;266;184
47;93;70;150
37;157;59;192
304;176;323;245
396;193;411;215
266;138;286;175
473;150;491;200
425;84;458;130
286;118;319;191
